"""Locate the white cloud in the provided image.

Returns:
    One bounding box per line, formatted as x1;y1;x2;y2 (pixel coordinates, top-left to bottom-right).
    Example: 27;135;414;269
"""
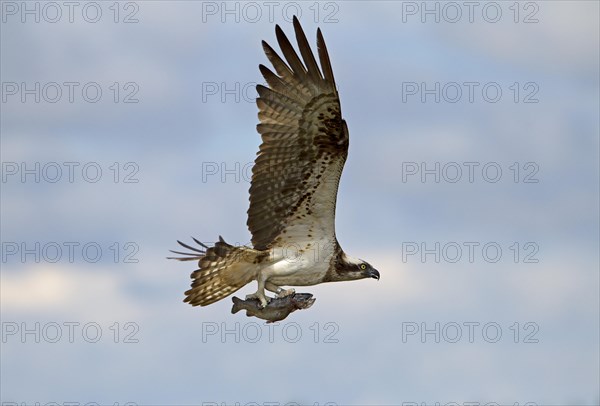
1;264;144;321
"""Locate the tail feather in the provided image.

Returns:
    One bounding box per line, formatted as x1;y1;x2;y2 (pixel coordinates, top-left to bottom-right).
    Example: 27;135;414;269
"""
170;237;263;307
167;238;207;261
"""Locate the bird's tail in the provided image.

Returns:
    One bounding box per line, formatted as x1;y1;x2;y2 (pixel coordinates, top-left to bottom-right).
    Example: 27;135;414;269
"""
169;236;263;306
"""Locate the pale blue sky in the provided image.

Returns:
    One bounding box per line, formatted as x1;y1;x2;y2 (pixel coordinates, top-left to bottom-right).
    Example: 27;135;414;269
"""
1;1;599;404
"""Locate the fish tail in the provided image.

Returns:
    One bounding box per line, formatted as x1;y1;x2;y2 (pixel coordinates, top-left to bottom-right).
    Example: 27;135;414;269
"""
231;296;244;314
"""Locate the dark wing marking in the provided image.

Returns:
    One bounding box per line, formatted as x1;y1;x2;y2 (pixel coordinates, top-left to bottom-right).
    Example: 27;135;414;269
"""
247;16;349;250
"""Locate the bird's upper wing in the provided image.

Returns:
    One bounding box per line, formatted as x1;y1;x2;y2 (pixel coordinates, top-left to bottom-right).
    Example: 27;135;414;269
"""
247;17;349;251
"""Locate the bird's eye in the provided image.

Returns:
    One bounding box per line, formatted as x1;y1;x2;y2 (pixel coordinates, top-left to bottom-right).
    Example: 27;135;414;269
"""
360;264;367;270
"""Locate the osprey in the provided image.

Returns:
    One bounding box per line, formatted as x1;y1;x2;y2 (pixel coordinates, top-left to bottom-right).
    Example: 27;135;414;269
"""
171;17;379;308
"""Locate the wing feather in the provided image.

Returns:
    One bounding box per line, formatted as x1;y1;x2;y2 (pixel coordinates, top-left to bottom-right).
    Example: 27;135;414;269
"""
293;17;323;83
275;24;308;78
259;64;293;95
317;28;336;86
262;41;314;100
247;17;348;250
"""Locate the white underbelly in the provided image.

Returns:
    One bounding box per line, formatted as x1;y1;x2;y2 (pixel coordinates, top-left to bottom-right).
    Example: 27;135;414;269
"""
266;240;334;286
268;266;327;286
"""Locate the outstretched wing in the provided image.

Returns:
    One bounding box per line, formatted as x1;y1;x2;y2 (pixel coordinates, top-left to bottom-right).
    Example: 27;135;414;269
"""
247;16;349;251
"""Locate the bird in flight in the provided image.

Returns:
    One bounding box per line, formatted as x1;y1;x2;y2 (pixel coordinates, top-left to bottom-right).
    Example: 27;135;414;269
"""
171;16;379;309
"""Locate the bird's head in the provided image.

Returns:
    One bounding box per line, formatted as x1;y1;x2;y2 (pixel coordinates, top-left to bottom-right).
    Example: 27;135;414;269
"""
331;253;380;282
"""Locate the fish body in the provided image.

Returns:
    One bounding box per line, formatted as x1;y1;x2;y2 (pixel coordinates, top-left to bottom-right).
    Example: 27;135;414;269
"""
231;293;315;323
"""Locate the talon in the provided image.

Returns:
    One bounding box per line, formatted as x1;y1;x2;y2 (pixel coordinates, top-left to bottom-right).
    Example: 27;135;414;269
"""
259;297;269;308
246;292;271;308
276;288;295;298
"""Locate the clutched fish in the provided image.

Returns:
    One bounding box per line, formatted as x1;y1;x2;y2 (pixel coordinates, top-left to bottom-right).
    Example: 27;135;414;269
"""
231;293;316;323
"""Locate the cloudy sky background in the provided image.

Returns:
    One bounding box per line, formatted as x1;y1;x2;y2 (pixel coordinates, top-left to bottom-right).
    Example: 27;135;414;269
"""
1;1;599;404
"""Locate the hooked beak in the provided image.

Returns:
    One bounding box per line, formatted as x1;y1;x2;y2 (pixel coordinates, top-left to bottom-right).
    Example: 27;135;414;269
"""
369;269;380;280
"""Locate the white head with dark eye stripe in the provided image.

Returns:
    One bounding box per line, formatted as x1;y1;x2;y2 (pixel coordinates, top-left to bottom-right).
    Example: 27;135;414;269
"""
331;252;380;282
